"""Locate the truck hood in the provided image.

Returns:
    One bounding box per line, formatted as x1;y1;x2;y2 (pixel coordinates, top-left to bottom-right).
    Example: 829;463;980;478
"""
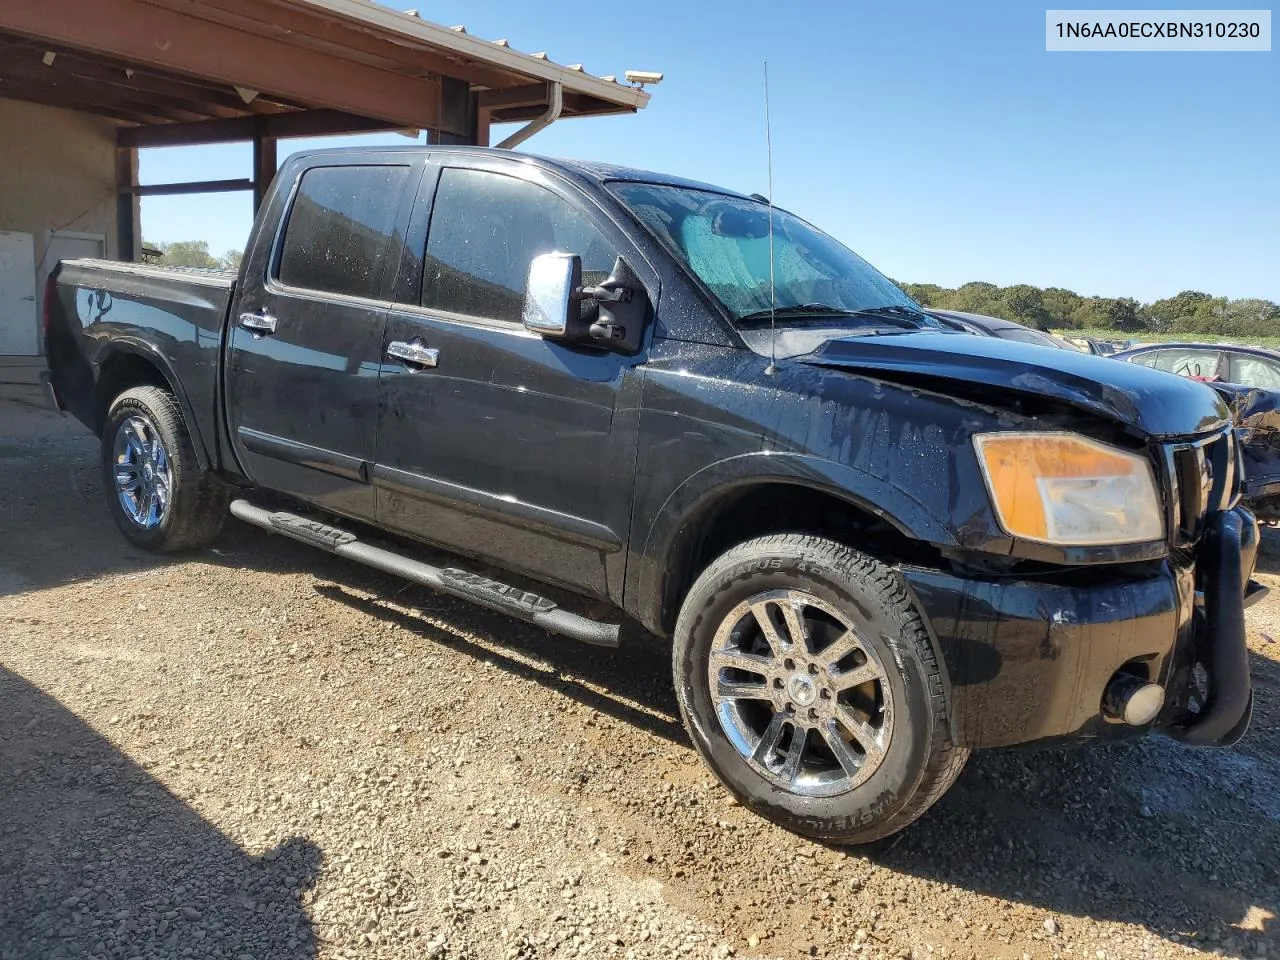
800;331;1229;439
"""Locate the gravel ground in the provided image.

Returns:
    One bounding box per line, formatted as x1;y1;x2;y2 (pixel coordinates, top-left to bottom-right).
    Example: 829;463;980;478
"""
1;391;1277;960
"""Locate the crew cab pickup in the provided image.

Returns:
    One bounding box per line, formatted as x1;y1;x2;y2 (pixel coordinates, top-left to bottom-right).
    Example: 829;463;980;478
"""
44;146;1263;844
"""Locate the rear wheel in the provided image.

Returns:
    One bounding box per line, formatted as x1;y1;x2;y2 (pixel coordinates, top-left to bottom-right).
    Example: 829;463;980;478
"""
673;534;968;844
102;386;228;552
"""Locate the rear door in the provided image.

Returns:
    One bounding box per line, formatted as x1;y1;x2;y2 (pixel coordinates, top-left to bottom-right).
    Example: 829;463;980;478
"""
225;156;419;521
374;157;655;599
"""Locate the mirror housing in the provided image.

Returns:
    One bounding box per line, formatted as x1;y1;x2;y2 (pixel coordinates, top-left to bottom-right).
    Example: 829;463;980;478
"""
522;253;590;340
522;253;649;354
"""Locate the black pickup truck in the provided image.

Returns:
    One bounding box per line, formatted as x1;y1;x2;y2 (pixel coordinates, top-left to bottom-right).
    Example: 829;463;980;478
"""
44;146;1263;844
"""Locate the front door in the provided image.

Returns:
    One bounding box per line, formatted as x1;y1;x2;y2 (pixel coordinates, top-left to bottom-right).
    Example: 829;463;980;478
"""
225;157;418;521
374;159;655;599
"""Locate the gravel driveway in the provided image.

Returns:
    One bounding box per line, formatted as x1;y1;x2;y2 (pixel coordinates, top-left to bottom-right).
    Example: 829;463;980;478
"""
1;391;1276;960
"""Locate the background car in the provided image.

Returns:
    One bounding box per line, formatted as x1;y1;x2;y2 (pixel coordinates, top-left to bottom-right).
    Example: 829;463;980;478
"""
1062;335;1129;356
1115;343;1280;520
926;309;1074;350
1113;342;1280;389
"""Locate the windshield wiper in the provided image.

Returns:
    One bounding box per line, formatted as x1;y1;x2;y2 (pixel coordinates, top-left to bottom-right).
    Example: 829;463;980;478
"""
736;303;868;325
853;304;936;326
736;302;933;330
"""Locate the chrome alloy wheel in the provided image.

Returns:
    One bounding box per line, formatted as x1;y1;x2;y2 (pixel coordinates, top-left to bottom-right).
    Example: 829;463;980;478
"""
708;589;894;797
112;415;172;530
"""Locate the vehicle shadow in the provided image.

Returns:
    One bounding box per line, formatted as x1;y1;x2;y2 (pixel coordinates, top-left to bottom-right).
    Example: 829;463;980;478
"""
313;581;689;747
0;666;322;958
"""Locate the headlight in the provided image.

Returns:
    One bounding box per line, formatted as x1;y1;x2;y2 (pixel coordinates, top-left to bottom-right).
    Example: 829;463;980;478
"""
974;432;1164;546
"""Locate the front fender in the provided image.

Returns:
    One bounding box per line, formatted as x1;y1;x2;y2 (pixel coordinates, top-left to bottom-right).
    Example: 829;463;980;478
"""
625;452;960;635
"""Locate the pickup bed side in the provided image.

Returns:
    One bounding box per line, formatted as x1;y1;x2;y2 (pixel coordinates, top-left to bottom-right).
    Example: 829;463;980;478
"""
46;259;235;473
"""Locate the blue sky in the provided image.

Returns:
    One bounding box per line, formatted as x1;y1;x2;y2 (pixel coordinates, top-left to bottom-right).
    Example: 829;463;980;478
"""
140;0;1278;303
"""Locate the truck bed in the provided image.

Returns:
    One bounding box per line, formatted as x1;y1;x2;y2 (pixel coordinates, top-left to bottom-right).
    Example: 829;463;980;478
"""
45;258;238;467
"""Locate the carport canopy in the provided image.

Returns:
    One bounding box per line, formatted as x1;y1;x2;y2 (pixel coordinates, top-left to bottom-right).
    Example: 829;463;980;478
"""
0;0;653;256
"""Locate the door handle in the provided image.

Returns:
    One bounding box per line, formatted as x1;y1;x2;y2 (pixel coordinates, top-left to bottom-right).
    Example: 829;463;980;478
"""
238;311;278;335
387;340;440;369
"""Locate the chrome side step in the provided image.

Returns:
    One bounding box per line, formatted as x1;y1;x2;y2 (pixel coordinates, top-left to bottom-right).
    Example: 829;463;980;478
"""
229;500;621;648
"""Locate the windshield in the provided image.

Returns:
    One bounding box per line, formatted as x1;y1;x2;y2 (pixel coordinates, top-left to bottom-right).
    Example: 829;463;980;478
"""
609;183;919;322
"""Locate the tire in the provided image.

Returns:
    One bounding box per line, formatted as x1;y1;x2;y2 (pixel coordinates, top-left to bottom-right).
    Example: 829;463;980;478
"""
101;385;228;553
673;534;968;845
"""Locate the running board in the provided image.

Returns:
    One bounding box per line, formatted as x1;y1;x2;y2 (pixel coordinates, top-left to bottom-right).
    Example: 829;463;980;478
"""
229;500;621;648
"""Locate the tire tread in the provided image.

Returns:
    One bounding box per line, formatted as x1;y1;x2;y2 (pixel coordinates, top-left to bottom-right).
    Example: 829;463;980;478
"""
674;533;969;844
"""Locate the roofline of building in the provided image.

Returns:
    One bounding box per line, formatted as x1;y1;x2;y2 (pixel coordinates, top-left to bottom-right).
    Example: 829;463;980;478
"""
292;0;652;111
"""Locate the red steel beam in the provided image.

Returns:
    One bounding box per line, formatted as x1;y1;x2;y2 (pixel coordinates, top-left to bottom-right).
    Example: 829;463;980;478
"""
0;0;443;130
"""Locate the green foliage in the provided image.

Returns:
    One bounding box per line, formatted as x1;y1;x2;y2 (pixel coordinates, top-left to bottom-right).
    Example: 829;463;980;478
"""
143;241;243;272
905;280;1277;339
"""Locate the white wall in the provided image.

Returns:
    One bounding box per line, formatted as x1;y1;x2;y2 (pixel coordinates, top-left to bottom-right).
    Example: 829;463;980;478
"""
0;98;135;356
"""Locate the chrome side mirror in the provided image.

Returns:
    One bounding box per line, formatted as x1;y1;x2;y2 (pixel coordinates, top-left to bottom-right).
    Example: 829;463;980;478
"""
522;253;582;338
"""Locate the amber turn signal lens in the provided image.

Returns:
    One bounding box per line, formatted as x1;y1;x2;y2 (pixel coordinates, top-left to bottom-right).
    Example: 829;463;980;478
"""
974;433;1163;546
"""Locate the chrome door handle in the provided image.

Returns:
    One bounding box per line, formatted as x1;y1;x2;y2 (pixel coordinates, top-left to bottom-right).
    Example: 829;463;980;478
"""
387;340;439;369
238;311;278;335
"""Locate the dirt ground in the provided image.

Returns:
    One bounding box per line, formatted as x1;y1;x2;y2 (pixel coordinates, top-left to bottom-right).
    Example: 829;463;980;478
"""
1;389;1277;960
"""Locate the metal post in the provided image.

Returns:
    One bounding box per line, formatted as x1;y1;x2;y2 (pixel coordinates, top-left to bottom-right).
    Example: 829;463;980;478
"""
114;146;138;261
252;120;278;211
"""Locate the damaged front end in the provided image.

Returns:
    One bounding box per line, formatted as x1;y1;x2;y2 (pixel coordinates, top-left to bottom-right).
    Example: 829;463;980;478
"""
1213;382;1280;521
794;333;1264;751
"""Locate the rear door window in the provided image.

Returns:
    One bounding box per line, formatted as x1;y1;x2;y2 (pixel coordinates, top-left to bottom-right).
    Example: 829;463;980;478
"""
1227;352;1280;389
1153;348;1222;380
1127;350;1161;368
277;165;411;300
421;167;616;324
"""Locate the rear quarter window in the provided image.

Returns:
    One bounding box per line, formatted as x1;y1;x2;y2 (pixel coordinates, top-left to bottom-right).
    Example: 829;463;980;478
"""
1126;350;1162;368
277;165;410;300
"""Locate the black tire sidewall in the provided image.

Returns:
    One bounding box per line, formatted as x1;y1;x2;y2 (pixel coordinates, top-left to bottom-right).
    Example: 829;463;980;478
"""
675;546;937;842
102;390;188;550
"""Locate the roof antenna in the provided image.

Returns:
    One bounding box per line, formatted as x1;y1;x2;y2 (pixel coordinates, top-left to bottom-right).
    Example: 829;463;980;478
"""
762;60;779;376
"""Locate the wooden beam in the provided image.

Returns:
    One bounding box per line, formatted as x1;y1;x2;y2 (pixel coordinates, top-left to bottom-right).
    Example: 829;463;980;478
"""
39;48;269;119
0;82;173;125
0;0;444;130
116;109;403;149
121;179;255;197
478;83;548;112
0;49;231;121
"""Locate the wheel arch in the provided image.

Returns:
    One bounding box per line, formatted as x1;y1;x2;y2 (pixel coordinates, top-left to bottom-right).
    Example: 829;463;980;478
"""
94;344;212;472
628;453;960;639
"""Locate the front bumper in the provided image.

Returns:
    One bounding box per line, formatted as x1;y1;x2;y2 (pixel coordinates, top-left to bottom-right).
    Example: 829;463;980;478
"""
901;503;1259;750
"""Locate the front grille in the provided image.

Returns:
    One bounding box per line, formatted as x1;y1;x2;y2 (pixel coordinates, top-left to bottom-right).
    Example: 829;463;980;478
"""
1163;427;1238;546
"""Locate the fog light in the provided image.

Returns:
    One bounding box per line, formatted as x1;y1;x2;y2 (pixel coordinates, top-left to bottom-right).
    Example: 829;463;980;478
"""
1102;674;1165;726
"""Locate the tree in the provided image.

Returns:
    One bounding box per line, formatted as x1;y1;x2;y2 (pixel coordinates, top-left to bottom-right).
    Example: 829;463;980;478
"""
1147;290;1213;333
1041;287;1085;329
218;250;244;272
999;284;1052;329
950;281;1002;315
149;240;220;269
900;282;944;306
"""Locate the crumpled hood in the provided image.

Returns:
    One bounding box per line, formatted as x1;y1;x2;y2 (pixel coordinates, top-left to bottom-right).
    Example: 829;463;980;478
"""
800;332;1229;439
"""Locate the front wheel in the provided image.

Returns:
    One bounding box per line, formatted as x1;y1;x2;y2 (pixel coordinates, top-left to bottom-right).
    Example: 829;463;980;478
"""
673;534;968;845
102;385;228;553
